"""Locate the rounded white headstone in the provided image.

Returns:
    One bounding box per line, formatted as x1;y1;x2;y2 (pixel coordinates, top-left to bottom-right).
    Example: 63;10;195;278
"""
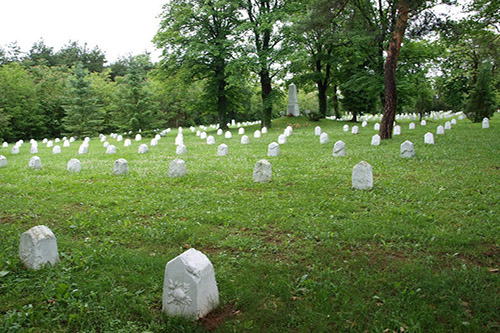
138;144;149;154
135;134;142;141
401;140;416;158
224;131;232;139
352;161;373;190
241;135;249;144
67;158;82;173
253;130;261;138
314;126;322;136
320;133;329;144
176;144;187;155
106;145;117;154
278;134;287;144
217;144;228;156
267;142;280;157
424;132;434;144
52;145;61;154
19;225;59;270
29;156;42;169
371;134;381;146
113;158;128;175
333;140;346;156
0;155;7;167
207;136;215;145
169;159;186;178
253;159;272;183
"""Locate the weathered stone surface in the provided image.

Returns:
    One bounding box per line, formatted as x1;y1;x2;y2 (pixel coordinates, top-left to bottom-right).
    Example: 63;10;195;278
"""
150;138;158;146
52;145;61;154
207;136;215;145
482;117;489;129
67;159;82;173
106;145;117;154
278;134;287;144
217;144;228;156
240;135;249;144
320;133;329;144
421;120;427;126
351;126;359;135
374;123;380;131
451;118;457;125
424;132;434;144
261;127;268;134
333;140;346;156
78;144;88;154
362;121;367;127
0;155;7;167
103;141;110;148
444;121;451;130
253;159;272;183
138;144;149;154
19;225;59;270
400;140;416;158
124;139;132;147
393;125;401;135
409;122;416;130
113;158;128;175
47;140;53;148
63;140;70;147
135;134;142;141
254;130;261;138
200;132;207;140
217;129;223;136
224;131;232;139
2;142;8;148
238;128;245;135
29;156;42;169
352;161;373;190
117;135;123;142
371;134;381;146
176;144;187;155
162;248;219;320
11;146;20;154
267;142;280;157
314;126;322;136
436;125;445;135
169;159;186;178
343;124;349;132
286;83;300;117
30;146;38;154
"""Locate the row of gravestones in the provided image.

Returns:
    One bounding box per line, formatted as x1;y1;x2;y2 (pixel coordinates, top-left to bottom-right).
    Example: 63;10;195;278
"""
17;225;218;320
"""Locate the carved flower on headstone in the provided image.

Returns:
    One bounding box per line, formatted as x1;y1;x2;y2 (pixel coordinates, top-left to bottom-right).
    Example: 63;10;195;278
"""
167;279;191;308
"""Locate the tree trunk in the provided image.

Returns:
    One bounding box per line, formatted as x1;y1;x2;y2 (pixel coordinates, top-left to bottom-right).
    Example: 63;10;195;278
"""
379;1;409;139
260;68;273;129
317;81;328;118
215;61;228;130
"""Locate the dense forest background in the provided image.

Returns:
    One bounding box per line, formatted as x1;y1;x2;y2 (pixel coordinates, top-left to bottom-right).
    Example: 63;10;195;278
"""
0;0;498;142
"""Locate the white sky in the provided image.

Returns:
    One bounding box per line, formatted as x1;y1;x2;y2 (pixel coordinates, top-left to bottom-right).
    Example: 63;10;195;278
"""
0;0;166;63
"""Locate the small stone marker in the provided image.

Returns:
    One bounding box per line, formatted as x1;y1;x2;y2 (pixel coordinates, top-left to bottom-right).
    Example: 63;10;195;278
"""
0;155;6;167
362;121;368;127
52;145;61;154
444;121;451;130
371;134;381;146
436;125;444;135
352;161;373;190
458;114;464;120
2;142;8;148
106;145;117;154
424;132;434;144
409;122;416;130
113;158;128;175
238;128;245;135
451;118;457;125
162;248;219;320
19;225;59;270
374;123;380;131
135;134;142;141
217;129;223;136
352;126;359;135
30;146;38;154
63;140;70;148
314;126;322;136
261;127;268;134
207;136;215;145
421;120;427;126
241;135;249;144
254;130;261;138
103;141;110;148
79;144;88;154
482;117;489;129
253;159;272;183
124;139;132;147
224;131;232;139
169;159;186;178
333;140;346;156
267;142;280;157
175;134;184;146
150;138;158;146
11;146;20;154
55;138;60;143
400;140;416;158
117;135;123;142
320;132;329;144
176;144;187;155
47;140;53;148
67;159;82;173
200;132;207;140
393;125;401;135
286;83;300;117
343;124;349;132
138;144;149;154
29;156;42;169
217;144;228;156
100;136;106;142
278;134;287;144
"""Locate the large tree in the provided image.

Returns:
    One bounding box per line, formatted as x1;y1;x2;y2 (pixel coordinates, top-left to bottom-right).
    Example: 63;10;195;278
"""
154;0;242;129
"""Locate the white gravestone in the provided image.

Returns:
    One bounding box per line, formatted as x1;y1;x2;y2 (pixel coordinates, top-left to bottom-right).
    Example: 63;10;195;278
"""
29;156;42;169
352;161;373;190
238;128;245;135
135;134;142;141
207;136;215;145
52;145;61;154
451;118;457;125
47;140;53;148
351;126;359;135
424;132;434;144
106;145;117;154
63;140;70;147
124;139;132;147
286;83;300;117
333;140;346;156
401;140;416;158
224;131;232;139
103;142;110;148
0;155;6;167
175;135;184;146
200;132;207;140
362;121;367;127
117;135;123;142
79;144;88;154
458;115;464;120
409;122;416;130
374;123;380;131
393;125;401;135
278;134;287;144
217;144;228;156
55;138;60;143
217;129;223;136
100;136;106;142
2;142;8;147
30;146;38;154
113;158;128;175
436;125;445;135
196;131;201;137
169;159;186;178
150;139;158;146
67;159;82;173
241;135;249;145
11;146;20;154
343;124;349;132
253;159;272;183
261;127;268;134
444;121;451;130
267;142;280;157
19;225;59;270
320;133;330;144
482;118;489;129
421;120;427;126
254;130;261;138
371;134;381;146
138;144;149;154
176;144;187;155
162;248;219;320
314;126;322;136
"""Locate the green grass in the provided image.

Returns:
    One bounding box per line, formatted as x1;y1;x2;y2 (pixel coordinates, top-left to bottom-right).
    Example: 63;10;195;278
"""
1;114;499;332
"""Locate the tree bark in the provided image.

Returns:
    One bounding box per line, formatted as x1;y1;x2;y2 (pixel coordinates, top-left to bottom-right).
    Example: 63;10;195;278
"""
379;1;409;139
260;68;273;129
215;60;228;130
317;81;328;117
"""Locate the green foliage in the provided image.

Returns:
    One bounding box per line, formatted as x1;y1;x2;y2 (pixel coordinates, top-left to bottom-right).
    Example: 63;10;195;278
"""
62;63;104;137
465;63;499;122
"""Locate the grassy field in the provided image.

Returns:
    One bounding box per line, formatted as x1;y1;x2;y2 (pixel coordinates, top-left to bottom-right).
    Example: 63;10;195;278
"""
1;114;499;332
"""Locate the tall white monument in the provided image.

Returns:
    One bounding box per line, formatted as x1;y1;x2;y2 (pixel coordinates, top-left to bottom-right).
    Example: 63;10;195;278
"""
286;83;300;117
